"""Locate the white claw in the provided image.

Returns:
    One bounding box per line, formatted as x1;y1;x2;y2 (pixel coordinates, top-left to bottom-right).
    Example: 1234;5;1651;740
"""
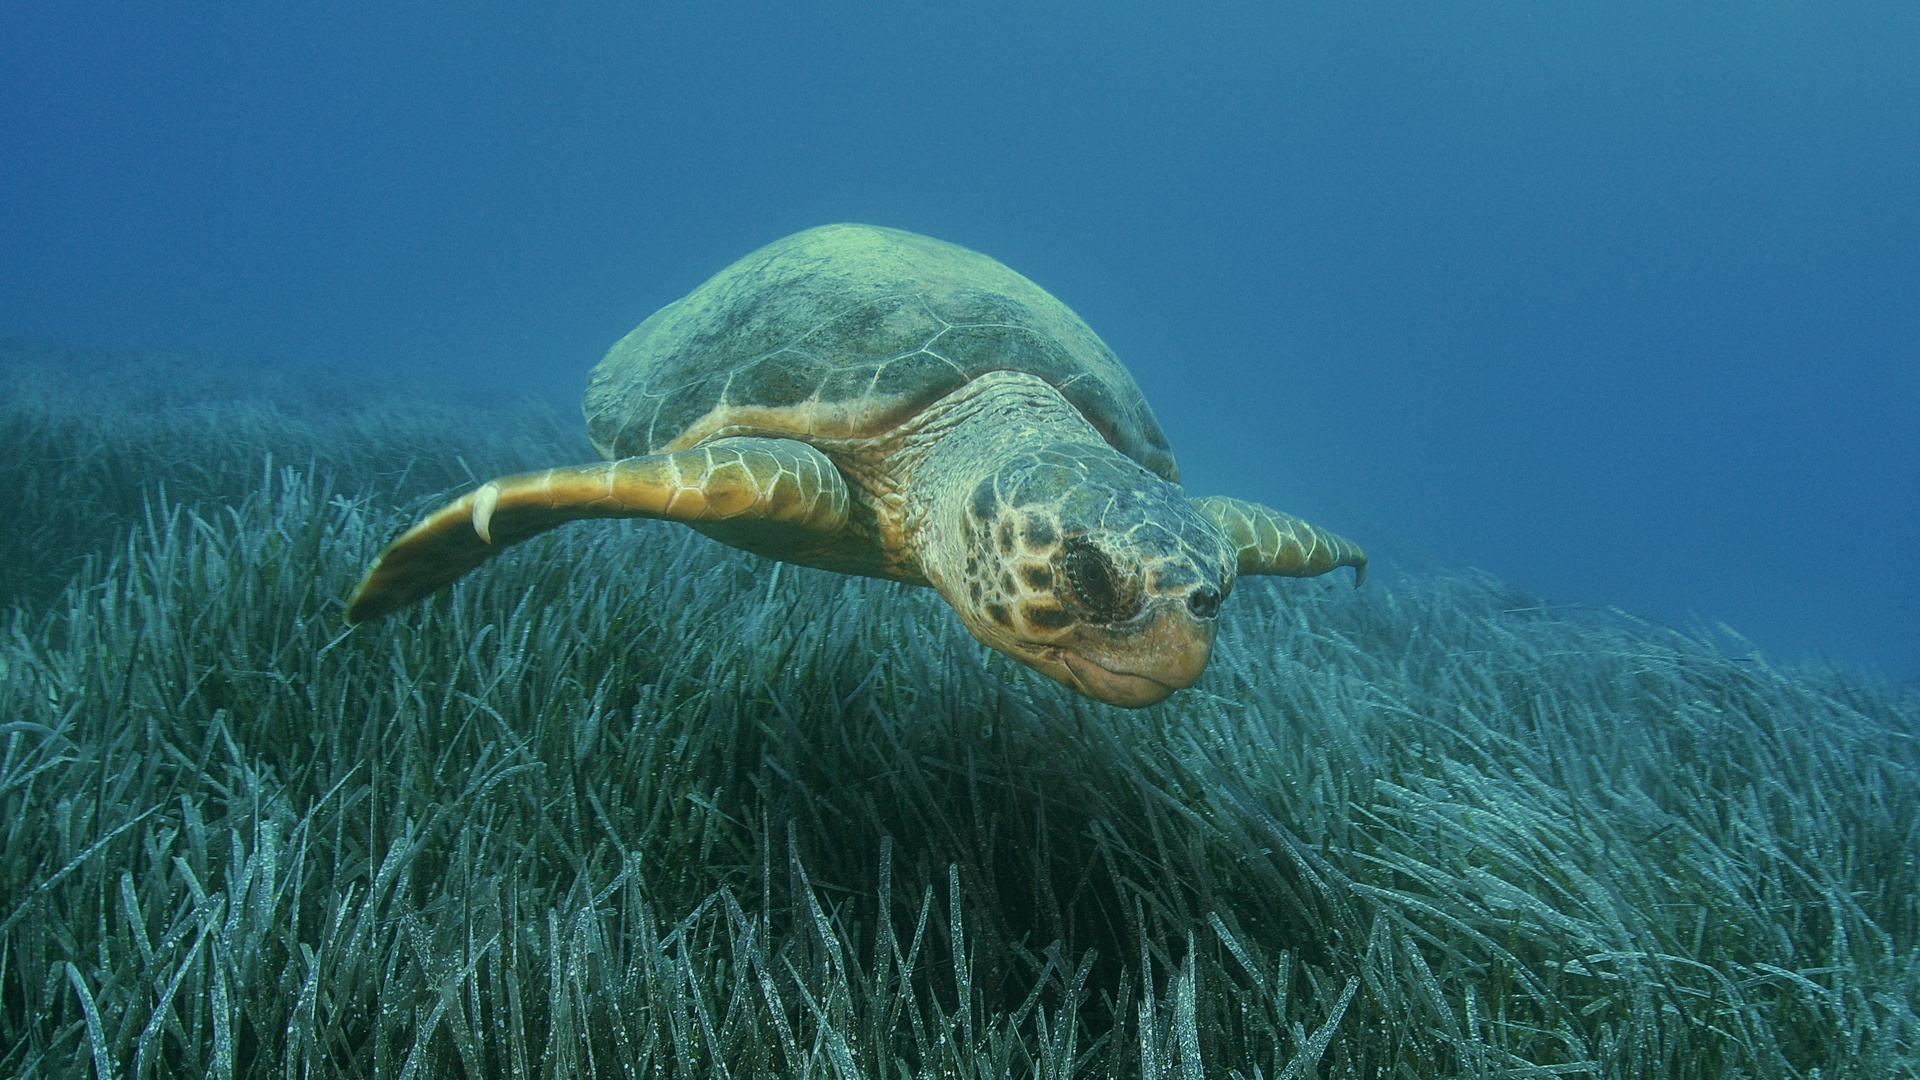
472;482;501;544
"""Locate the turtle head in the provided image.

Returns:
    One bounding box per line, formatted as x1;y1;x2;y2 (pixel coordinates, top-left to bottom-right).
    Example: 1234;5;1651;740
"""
932;442;1238;708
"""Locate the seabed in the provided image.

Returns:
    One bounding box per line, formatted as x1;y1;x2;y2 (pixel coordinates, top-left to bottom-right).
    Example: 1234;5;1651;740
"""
2;346;1915;1078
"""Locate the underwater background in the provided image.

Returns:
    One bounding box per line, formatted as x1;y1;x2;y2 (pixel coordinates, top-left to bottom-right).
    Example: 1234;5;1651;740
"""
3;0;1915;681
2;2;1918;1077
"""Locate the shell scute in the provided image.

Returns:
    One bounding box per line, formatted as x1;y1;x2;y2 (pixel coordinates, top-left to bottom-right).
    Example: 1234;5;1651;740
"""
926;324;1081;386
730;352;829;412
923;285;1031;325
640;379;727;456
870;350;967;405
797;293;946;361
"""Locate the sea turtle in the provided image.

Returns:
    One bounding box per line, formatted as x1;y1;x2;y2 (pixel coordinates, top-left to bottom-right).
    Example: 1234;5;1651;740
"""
346;224;1365;707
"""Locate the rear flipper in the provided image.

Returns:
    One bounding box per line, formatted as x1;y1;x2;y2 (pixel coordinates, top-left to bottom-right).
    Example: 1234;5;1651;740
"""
345;436;850;622
1191;495;1367;586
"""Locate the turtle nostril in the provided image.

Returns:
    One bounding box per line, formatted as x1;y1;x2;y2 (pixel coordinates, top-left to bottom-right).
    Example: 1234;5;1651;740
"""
1186;588;1221;620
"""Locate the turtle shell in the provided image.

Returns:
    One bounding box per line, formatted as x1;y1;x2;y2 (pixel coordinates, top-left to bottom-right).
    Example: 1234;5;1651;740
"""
582;224;1179;483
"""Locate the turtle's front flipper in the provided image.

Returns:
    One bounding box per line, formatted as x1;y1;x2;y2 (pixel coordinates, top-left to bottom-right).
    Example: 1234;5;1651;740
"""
345;437;849;622
1191;495;1367;586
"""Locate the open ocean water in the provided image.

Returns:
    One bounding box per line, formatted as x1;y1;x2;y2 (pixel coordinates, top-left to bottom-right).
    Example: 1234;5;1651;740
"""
2;4;1917;1077
3;0;1913;680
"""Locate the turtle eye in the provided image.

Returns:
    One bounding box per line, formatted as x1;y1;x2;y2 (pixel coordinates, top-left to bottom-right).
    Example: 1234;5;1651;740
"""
1186;587;1221;619
1062;537;1143;624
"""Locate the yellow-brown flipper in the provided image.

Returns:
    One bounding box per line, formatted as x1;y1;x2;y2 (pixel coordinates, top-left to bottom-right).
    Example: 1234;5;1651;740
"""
1190;495;1367;586
345;436;849;622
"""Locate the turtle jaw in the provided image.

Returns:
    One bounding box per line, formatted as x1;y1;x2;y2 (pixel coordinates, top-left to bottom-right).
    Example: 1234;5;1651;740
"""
1019;598;1218;708
1057;651;1175;708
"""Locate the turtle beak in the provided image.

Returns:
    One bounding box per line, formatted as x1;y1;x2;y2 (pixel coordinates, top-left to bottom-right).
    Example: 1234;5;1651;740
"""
1048;598;1217;708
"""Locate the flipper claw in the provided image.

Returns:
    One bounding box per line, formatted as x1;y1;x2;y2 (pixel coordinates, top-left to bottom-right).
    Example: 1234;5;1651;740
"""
471;481;501;544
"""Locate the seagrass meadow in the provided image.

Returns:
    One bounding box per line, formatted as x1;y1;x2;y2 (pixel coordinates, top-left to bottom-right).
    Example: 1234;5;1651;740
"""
2;346;1916;1079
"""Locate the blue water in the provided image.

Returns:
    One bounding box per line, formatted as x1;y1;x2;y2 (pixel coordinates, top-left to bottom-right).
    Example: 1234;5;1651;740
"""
3;1;1915;680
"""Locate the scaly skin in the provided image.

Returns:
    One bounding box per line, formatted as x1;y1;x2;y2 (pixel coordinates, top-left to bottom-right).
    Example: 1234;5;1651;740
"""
889;372;1238;707
1191;496;1368;584
344;438;847;623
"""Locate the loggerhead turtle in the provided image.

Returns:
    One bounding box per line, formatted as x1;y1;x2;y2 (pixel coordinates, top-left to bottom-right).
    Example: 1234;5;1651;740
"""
346;224;1365;707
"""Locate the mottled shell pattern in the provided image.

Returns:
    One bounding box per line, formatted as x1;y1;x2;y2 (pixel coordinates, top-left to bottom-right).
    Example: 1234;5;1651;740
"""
582;224;1178;484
